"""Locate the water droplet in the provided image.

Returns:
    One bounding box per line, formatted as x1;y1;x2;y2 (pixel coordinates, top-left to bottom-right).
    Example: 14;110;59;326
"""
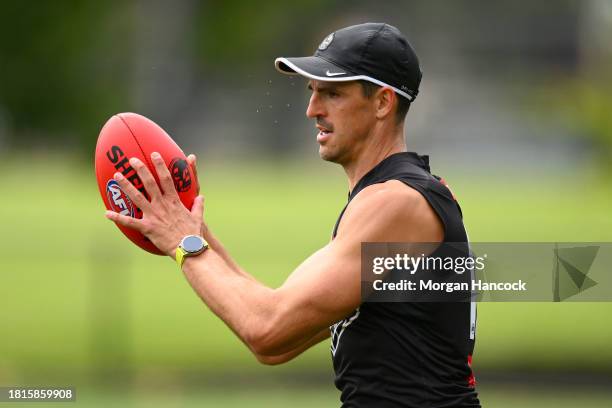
286;103;291;108
256;109;259;113
274;120;278;124
265;91;270;96
268;105;273;109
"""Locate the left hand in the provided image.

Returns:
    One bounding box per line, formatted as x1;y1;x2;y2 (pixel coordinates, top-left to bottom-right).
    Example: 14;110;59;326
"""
104;152;204;258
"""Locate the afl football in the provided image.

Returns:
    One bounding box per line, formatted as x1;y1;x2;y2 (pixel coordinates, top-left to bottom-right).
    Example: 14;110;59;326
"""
95;113;197;254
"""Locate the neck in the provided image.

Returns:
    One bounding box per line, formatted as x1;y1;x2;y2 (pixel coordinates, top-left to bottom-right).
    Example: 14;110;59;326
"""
343;123;407;192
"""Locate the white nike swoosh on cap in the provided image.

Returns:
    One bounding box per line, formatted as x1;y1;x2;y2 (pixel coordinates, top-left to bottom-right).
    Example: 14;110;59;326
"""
325;70;346;76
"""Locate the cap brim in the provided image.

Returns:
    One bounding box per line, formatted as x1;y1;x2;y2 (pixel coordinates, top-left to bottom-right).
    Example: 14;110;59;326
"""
274;56;415;101
275;56;357;81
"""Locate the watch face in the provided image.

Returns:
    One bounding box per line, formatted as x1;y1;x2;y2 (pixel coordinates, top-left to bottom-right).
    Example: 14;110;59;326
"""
182;235;204;253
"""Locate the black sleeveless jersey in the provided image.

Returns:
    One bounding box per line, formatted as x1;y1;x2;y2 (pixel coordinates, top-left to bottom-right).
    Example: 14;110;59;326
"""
330;152;480;408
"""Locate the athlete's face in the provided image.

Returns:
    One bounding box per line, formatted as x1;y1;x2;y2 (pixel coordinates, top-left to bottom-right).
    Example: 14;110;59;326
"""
306;80;377;164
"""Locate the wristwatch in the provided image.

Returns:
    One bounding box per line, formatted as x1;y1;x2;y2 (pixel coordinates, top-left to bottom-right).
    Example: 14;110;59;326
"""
175;235;209;267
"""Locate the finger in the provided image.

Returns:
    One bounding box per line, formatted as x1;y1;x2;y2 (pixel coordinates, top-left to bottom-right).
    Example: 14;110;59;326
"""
114;172;151;211
187;153;197;168
129;157;161;201
105;210;145;231
187;154;198;176
187;154;200;195
150;152;177;196
191;195;204;222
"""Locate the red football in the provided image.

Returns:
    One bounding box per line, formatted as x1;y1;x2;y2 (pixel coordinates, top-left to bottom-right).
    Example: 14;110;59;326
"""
95;112;197;254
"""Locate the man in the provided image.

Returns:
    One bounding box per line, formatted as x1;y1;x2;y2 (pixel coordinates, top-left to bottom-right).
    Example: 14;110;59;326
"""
105;23;480;407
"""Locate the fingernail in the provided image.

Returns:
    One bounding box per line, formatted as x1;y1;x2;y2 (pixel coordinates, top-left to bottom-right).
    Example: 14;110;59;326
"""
114;172;124;180
129;157;140;166
151;152;161;159
105;210;115;219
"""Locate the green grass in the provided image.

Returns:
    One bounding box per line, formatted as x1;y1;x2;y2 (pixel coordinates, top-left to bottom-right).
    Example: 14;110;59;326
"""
1;154;611;382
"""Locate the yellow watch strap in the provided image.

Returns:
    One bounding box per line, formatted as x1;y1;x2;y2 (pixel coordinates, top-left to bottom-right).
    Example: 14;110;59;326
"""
175;246;188;268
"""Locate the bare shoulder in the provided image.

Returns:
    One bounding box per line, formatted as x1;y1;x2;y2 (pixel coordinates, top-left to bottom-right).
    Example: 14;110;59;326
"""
336;180;444;243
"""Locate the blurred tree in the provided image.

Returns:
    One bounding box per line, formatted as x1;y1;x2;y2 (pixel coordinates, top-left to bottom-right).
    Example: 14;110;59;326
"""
192;0;331;71
0;1;132;153
556;79;612;172
189;0;344;153
530;73;612;176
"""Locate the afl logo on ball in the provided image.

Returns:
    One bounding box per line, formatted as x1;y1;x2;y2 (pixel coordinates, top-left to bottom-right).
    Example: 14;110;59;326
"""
170;158;192;193
106;179;135;217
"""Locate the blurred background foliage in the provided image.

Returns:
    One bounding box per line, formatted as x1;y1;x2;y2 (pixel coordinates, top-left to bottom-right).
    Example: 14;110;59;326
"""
1;0;611;167
1;0;611;407
0;1;131;152
537;77;612;172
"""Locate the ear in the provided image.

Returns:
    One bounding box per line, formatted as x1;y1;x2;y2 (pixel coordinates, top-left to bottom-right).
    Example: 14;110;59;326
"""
374;87;396;120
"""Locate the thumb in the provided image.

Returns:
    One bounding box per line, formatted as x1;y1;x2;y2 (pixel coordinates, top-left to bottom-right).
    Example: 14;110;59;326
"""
191;195;204;220
187;154;200;195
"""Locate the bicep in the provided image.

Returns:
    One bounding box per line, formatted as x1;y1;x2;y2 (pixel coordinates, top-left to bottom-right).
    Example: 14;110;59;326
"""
277;240;363;334
266;182;441;353
248;244;358;356
277;182;443;326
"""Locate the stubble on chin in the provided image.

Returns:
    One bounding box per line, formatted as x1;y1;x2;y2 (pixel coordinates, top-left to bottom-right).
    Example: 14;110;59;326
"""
319;145;347;164
319;151;333;162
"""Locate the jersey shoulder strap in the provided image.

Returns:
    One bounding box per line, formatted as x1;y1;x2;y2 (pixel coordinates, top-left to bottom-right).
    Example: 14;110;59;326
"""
332;152;465;242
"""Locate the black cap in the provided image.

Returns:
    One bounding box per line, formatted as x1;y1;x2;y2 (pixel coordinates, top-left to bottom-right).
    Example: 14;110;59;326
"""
275;23;421;102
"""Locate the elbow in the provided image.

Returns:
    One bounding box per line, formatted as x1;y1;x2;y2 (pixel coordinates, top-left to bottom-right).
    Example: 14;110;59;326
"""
243;291;302;359
245;311;292;357
254;353;287;366
246;325;283;357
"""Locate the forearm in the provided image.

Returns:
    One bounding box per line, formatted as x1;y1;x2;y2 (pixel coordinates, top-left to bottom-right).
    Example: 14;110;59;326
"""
201;227;256;281
181;249;322;356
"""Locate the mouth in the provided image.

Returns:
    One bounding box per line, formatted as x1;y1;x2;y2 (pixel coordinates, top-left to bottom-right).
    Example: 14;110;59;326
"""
316;126;333;143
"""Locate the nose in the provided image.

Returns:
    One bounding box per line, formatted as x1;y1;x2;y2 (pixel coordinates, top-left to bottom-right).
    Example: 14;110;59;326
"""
306;92;325;119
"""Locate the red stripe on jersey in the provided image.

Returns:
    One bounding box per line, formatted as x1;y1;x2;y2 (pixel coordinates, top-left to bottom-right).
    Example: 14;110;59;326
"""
438;177;458;201
467;354;476;387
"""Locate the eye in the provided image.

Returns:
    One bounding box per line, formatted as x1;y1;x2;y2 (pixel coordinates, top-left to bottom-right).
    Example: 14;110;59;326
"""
328;91;339;98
